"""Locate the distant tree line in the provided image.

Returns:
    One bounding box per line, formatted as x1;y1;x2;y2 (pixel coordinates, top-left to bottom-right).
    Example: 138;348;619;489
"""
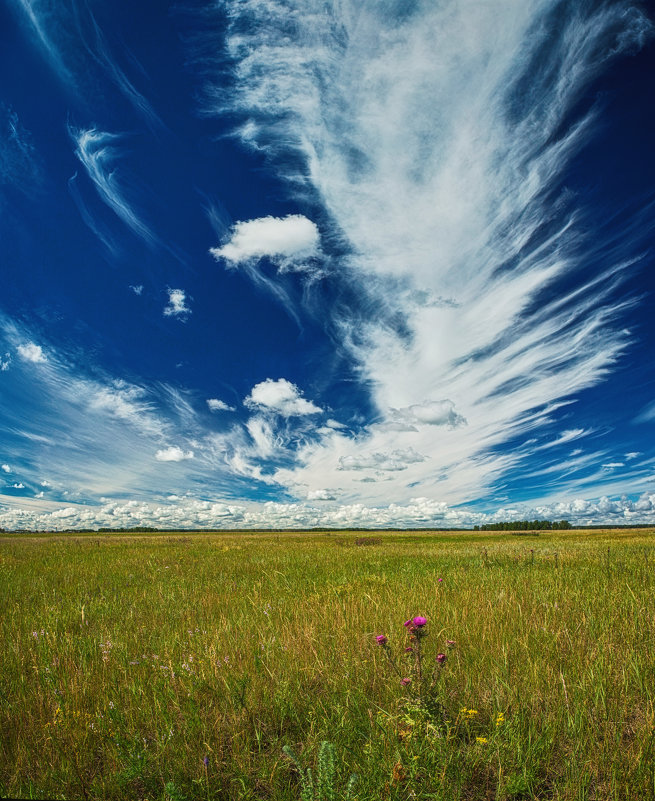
473;519;572;531
97;526;160;532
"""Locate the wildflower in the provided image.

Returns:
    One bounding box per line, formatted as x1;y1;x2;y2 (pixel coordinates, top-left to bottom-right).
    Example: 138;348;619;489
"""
404;647;413;653
436;653;447;664
203;756;209;767
400;677;411;686
438;578;443;582
403;619;412;627
495;712;505;727
376;635;388;645
476;737;488;744
446;640;456;648
412;616;427;627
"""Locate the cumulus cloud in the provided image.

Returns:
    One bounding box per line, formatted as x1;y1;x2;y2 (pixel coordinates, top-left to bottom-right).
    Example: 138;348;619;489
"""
163;289;190;318
244;378;321;416
17;343;46;363
307;489;338;501
207;398;235;412
11;483;25;489
338;447;427;472
210;215;320;270
1;465;10;473
155;446;194;462
392;400;466;428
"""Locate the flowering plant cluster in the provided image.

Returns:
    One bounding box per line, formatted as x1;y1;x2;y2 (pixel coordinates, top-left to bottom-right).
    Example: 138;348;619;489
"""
375;615;455;705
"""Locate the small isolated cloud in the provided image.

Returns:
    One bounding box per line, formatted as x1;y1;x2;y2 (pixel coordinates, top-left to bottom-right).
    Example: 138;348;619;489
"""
210;215;320;270
11;483;25;489
1;465;10;473
244;378;321;416
338;447;427;472
0;353;11;370
625;452;641;461
17;343;46;363
602;462;625;469
155;446;194;462
164;289;190;318
130;285;143;295
392;399;466;428
307;489;337;501
207;398;235;412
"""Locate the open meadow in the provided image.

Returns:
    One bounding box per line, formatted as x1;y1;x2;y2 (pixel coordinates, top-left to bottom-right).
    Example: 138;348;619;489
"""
1;528;654;800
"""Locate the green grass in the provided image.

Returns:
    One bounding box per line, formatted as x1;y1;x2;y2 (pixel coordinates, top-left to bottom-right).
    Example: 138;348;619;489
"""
0;528;654;800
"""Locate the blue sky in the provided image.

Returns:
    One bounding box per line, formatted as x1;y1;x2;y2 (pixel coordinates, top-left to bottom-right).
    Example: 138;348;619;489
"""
2;0;655;530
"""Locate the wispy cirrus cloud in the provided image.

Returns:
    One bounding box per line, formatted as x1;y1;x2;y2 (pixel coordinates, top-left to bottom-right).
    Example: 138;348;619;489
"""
194;0;654;509
9;0;76;87
69;125;159;247
0;106;41;196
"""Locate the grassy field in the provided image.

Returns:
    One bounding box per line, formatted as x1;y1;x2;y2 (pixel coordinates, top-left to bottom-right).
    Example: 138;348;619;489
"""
1;528;654;800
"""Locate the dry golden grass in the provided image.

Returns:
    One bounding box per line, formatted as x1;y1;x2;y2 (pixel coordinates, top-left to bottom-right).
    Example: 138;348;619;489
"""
0;528;653;799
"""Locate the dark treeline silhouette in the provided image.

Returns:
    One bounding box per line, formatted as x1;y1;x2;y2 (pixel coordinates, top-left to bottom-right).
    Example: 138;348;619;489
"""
474;520;572;531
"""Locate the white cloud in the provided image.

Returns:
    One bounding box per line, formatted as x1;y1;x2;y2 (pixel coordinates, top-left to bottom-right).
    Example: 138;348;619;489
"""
155;446;194;462
11;483;25;489
625;452;641;461
338;448;426;473
307;489;338;501
602;462;625;469
130;285;143;295
163;289;190;318
199;0;652;510
210;215;320;269
17;343;46;363
392;400;466;428
207;398;235;412
0;352;10;370
69;126;158;247
244;378;321;416
1;465;10;473
5;487;655;532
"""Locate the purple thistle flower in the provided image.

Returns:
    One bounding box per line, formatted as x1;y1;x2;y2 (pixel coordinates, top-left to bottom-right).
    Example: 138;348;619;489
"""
446;640;456;648
436;653;447;664
404;647;413;653
403;619;412;627
400;677;411;686
438;578;443;582
412;616;427;627
376;634;388;645
203;756;209;767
